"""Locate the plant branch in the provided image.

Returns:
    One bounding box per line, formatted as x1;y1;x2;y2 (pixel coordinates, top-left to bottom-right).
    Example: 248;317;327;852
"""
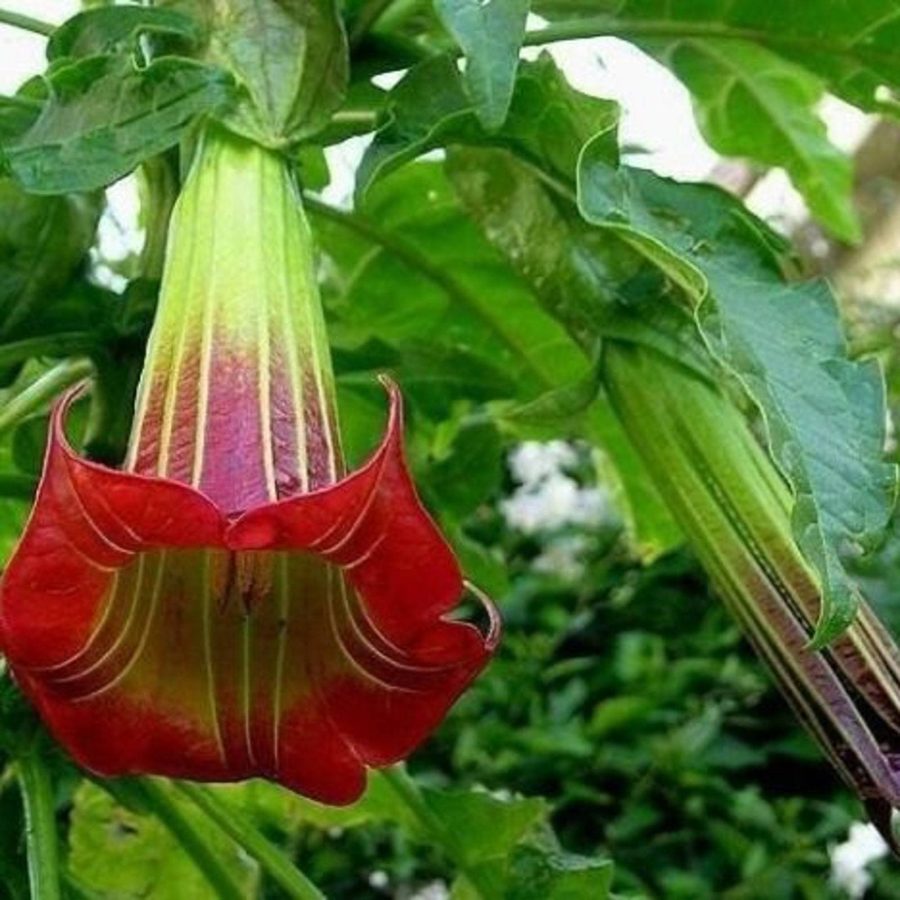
0;358;93;436
0;8;55;36
523;17;896;67
16;749;61;900
173;781;325;900
0;333;99;370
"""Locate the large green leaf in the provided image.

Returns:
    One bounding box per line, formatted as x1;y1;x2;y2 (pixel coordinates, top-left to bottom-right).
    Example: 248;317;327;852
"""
651;38;858;241
3;55;233;194
332;162;587;395
576;141;898;643
434;0;530;129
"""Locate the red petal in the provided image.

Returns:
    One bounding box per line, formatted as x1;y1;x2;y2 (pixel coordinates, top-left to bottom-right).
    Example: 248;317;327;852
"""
0;384;499;803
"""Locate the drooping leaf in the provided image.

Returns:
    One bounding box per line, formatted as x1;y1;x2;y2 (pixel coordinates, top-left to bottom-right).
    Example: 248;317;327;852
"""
4;56;233;194
204;0;348;145
357;52;618;196
576;141;898;642
651;38;859;241
434;0;530;129
48;5;202;60
426;787;548;864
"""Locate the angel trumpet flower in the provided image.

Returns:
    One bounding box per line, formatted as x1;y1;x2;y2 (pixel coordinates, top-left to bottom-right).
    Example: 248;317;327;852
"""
605;342;900;851
0;129;499;803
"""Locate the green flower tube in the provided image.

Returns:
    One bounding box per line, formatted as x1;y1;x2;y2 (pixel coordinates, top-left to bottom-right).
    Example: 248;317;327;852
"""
604;340;900;850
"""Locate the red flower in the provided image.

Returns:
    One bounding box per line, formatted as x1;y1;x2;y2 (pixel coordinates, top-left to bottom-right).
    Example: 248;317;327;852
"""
0;129;499;804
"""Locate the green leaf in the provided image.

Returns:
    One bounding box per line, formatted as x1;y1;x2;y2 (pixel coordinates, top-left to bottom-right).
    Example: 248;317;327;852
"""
205;0;348;145
0;181;101;342
576;141;898;642
434;0;530;129
330;162;587;396
358;52;618;196
68;782;254;899
423;788;548;866
507;843;614;899
4;56;233;194
48;6;201;60
653;38;859;241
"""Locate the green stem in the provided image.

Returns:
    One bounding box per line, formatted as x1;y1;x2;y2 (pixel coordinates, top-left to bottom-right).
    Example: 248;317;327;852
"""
0;333;99;370
349;0;397;46
111;779;245;900
0;358;93;436
381;766;492;897
138;155;179;281
17;749;61;900
0;8;55;36
174;781;325;900
0;473;37;500
523;16;894;66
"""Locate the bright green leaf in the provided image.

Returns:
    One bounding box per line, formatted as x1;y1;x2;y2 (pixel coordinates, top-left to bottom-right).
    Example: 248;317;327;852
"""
358;53;618;196
69;782;255;899
446;146;686;559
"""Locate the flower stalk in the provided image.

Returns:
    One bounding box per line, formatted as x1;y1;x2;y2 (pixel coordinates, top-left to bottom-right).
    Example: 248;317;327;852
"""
604;341;900;850
17;745;61;900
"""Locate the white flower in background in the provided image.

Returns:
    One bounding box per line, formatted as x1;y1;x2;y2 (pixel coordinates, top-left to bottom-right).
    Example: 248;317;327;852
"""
533;535;589;580
501;441;616;579
508;440;577;486
409;881;450;900
502;441;612;536
830;821;889;898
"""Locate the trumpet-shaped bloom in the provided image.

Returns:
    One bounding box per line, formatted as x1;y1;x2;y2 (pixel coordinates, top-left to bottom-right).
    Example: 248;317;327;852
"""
0;130;499;803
